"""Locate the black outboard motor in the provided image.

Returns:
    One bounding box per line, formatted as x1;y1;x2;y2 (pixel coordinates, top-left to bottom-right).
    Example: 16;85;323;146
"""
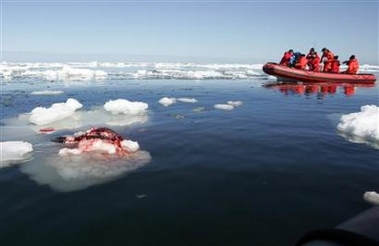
296;206;379;246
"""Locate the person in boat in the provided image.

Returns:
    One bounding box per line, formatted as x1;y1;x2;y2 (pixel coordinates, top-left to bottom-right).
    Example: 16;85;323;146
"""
320;48;334;72
279;49;294;66
342;55;359;74
306;48;316;60
289;52;301;68
330;55;341;73
308;52;321;71
307;51;320;71
294;54;308;69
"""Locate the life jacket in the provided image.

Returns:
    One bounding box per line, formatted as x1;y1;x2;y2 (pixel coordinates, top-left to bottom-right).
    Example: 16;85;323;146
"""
347;59;359;74
311;56;321;71
327;51;334;61
321;51;334;63
321;51;334;72
331;59;340;73
295;56;308;69
280;52;293;66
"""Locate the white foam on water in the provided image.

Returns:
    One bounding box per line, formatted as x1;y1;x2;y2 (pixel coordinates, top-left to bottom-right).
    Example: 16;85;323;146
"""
337;105;379;148
0;141;33;167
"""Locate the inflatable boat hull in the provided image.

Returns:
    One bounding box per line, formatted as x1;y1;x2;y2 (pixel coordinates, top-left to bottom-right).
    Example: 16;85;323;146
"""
262;62;377;84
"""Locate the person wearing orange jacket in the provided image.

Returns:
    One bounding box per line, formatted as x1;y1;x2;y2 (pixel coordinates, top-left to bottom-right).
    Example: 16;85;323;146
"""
320;48;334;72
330;55;340;73
306;48;316;60
280;49;294;66
295;54;308;69
307;52;320;71
342;55;359;74
310;53;321;71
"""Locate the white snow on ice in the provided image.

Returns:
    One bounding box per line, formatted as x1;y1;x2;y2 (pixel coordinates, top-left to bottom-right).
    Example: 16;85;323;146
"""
214;104;234;111
214;100;243;111
363;191;379;205
158;97;177;107
15;98;149;132
31;90;64;95
158;97;198;106
29;98;83;126
104;99;148;115
337;105;379;148
177;98;198;103
0;141;33;167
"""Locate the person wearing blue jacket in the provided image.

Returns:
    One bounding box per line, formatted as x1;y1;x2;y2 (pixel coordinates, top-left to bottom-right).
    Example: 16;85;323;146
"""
289;52;301;67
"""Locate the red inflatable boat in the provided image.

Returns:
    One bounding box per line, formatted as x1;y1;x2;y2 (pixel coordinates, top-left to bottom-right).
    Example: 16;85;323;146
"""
262;62;377;84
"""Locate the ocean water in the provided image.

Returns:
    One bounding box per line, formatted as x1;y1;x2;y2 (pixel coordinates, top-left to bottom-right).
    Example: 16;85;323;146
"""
0;62;379;246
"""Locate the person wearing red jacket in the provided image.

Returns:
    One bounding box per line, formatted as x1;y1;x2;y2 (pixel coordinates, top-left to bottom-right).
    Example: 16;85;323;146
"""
307;52;320;71
320;48;334;72
280;49;294;66
342;55;359;74
295;54;308;69
306;48;316;60
310;53;321;71
330;55;340;73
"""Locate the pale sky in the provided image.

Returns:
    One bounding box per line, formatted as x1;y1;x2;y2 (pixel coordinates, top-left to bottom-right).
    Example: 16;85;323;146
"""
2;0;378;64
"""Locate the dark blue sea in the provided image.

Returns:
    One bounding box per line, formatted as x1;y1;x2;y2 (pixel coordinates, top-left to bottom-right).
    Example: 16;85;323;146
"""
0;75;378;246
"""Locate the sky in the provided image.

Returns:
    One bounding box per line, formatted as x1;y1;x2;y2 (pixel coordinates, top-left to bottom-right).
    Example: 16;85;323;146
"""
1;0;378;64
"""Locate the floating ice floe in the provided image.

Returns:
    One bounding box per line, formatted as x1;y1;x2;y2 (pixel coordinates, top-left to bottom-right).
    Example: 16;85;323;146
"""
363;191;379;205
0;141;33;167
214;104;234;111
227;100;243;107
158;97;198;107
1;63;107;81
28;98;83;126
158;97;177;107
19;127;151;192
16;98;149;132
25;66;107;81
214;100;243;111
54;127;140;156
104;99;148;115
177;98;198;103
3;61;379;81
337;105;379;149
30;90;64;95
